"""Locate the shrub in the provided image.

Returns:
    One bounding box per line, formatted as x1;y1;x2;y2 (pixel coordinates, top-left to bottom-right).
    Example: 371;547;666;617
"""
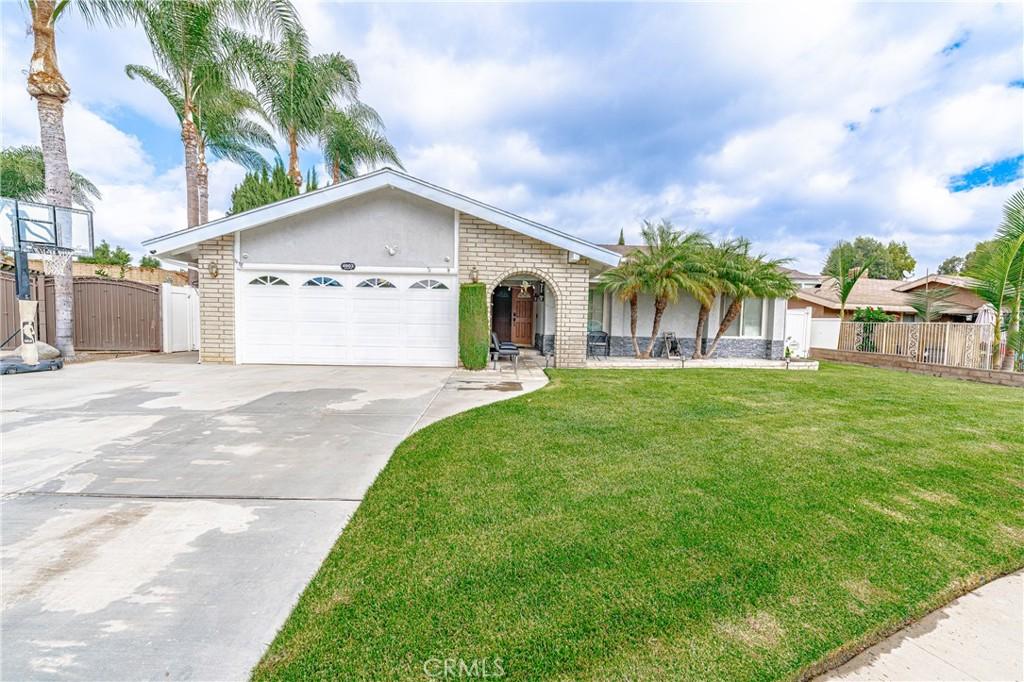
140;255;161;269
459;283;489;369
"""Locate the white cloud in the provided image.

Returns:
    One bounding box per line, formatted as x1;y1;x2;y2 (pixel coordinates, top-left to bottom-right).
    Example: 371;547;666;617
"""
1;1;1021;276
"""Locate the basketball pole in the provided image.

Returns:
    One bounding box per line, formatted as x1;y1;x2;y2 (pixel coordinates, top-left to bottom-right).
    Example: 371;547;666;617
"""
13;245;40;364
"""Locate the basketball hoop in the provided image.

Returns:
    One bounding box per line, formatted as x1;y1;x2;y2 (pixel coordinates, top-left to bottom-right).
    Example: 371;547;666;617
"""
34;245;75;276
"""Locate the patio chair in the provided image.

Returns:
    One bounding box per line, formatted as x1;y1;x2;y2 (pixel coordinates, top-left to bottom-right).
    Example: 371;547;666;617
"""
587;330;610;358
660;331;679;358
490;332;519;370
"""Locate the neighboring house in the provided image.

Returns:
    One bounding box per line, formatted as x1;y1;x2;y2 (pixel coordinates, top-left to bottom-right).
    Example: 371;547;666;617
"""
892;275;987;321
143;169;788;367
788;274;986;321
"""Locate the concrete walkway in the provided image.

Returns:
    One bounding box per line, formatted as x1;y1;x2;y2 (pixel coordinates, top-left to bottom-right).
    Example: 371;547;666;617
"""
1;353;546;681
819;570;1024;681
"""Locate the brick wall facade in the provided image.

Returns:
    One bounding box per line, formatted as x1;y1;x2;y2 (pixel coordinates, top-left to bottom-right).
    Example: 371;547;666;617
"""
458;212;591;367
197;234;235;364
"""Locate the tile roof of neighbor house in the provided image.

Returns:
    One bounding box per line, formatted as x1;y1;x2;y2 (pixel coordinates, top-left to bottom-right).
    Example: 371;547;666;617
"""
143;168;621;267
892;273;974;292
794;276;980;314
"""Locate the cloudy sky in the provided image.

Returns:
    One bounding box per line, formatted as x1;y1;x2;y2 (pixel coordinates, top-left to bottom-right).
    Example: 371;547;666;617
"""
2;1;1022;274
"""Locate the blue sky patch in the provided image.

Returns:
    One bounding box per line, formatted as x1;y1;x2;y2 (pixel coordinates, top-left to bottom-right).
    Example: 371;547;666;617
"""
941;31;970;55
845;122;861;132
948;155;1024;192
1009;78;1024;88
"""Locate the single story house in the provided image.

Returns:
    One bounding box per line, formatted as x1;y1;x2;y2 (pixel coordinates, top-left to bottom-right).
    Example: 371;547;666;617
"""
788;274;986;322
144;169;788;367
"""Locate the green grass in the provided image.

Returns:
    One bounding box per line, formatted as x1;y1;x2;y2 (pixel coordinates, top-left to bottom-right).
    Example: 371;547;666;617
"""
254;363;1024;681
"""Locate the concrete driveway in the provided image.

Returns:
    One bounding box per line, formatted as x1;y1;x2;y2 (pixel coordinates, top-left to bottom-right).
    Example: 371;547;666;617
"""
2;353;543;681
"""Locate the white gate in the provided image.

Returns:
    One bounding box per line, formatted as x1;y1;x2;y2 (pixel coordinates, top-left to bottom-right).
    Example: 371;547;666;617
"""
161;283;200;352
784;307;812;358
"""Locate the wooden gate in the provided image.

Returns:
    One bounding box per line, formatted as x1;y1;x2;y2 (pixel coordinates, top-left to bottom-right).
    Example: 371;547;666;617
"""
2;273;161;351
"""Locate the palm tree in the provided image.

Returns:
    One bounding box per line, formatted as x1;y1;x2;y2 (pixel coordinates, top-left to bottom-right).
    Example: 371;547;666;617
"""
320;102;402;183
691;239;745;359
133;0;299;227
598;253;646;358
906;280;955;322
126;64;275;223
232;26;359;190
631;220;710;358
825;244;877;322
705;248;796;357
1;145;101;210
23;0;138;358
966;188;1024;369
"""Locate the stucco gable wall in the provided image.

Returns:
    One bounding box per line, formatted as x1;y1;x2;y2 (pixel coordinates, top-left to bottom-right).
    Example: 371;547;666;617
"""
238;188;455;268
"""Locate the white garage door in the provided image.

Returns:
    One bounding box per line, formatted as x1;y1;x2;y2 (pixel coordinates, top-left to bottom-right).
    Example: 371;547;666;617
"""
239;271;457;366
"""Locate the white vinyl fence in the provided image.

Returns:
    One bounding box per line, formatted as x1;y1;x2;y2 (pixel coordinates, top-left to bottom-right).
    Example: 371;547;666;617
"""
161;283;200;352
837;321;999;369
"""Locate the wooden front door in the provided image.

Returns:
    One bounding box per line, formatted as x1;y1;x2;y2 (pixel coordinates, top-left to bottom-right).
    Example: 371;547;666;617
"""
510;287;534;345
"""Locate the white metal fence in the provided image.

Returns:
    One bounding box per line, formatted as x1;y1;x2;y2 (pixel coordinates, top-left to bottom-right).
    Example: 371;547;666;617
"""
837;321;1005;370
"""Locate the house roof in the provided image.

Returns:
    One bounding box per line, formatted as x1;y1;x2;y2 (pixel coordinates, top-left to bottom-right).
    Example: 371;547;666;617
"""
794;276;977;314
892;273;973;292
143;168;622;267
779;266;821;281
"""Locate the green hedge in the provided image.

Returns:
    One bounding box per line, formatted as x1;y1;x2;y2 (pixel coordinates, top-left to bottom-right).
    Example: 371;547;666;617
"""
459;282;489;369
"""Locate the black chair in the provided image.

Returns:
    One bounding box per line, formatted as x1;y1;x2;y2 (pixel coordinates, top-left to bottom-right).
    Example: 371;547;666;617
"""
490;332;519;370
587;330;610;358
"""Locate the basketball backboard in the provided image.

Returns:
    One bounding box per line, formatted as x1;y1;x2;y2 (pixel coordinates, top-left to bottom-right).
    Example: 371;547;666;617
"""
1;197;94;256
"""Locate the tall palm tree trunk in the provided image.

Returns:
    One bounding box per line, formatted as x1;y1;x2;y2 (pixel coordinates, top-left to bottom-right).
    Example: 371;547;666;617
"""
27;0;75;358
628;292;640;358
331;159;341;184
643;298;668;358
692;302;709;359
181;111;200;227
287;127;302;190
197;138;209;225
705;300;742;357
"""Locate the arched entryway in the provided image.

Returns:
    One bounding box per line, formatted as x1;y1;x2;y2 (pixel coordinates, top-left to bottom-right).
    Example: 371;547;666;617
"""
487;268;562;356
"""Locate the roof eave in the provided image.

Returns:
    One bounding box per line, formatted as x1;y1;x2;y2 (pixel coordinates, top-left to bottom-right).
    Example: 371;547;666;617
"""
143;169;621;267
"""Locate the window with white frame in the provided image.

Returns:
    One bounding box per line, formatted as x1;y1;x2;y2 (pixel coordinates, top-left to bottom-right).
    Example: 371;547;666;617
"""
587;287;604;331
357;277;396;289
249;275;288;286
721;297;766;337
303;276;341;287
410;279;449;290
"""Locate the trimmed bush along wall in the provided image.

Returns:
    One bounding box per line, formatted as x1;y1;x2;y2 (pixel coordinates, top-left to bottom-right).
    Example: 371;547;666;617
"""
459;282;489;369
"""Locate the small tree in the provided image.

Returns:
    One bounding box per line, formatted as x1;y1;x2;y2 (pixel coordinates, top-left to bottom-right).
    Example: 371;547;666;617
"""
852;307;893;322
936;256;964;275
852;307;893;352
229;160;298;214
907;286;955;322
826;246;877;322
140;255;161;269
598;252;647;358
79;241;132;266
458;283;489;369
630;220;710;358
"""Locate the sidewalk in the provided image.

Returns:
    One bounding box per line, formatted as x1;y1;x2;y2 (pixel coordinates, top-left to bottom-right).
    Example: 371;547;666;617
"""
819;570;1023;681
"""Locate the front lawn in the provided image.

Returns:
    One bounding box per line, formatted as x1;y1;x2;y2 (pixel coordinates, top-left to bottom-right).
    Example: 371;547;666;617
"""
254;363;1023;681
